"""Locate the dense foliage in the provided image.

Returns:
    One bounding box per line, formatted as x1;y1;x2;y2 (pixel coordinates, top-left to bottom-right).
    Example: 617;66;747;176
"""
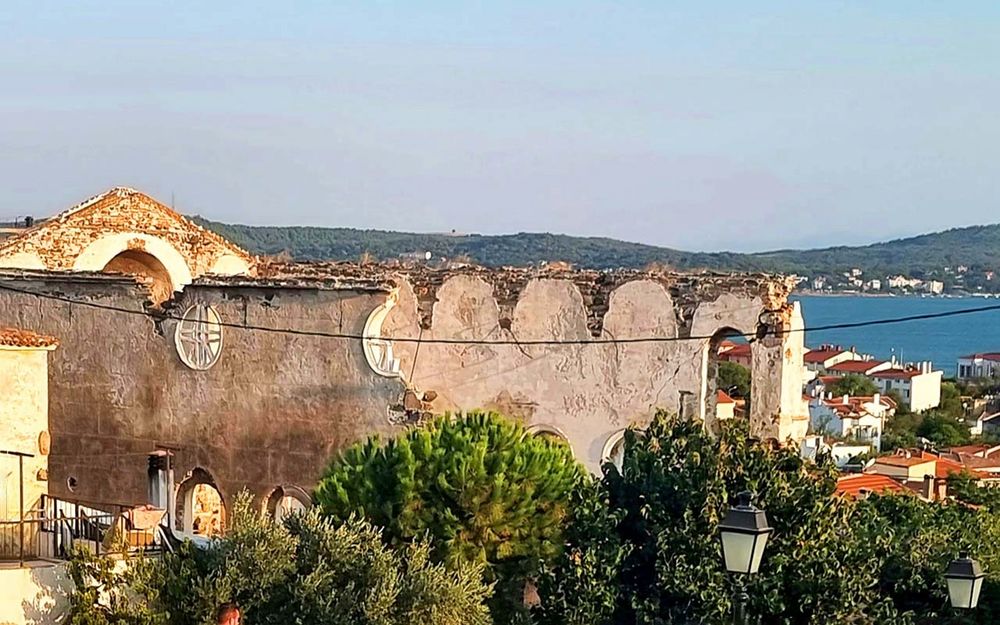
196;217;1000;277
827;373;879;397
535;412;1000;625
535;412;903;625
315;411;583;621
67;492;491;625
717;361;751;400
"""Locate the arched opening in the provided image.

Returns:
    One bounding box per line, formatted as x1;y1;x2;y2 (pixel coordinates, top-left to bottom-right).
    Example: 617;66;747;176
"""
264;485;311;522
709;328;753;429
524;424;575;457
601;430;627;472
103;250;174;303
175;468;226;537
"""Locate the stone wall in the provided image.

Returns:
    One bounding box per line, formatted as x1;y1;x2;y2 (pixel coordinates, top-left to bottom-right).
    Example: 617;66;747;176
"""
0;261;808;504
379;266;809;470
0;270;403;507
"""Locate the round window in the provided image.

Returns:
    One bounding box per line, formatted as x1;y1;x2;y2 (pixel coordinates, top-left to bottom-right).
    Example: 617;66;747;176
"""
174;304;224;370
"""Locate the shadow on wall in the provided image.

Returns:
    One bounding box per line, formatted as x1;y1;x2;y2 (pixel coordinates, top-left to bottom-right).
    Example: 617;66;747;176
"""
0;563;72;625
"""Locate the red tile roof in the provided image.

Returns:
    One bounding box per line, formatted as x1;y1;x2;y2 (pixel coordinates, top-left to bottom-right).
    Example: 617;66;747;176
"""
804;349;847;363
717;390;736;404
828;360;887;374
946;445;990;457
721;343;751;358
835;473;907;498
871;369;921;380
0;327;58;348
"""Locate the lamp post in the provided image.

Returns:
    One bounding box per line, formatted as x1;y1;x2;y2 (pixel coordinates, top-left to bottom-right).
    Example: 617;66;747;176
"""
719;491;773;625
945;552;985;610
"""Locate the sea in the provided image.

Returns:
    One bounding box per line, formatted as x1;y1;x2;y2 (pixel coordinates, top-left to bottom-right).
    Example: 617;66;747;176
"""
793;295;1000;377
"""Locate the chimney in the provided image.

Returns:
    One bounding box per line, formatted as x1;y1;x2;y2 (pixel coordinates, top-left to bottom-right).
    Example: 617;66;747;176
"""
148;450;176;528
843;394;850;405
873;393;881;407
922;475;934;501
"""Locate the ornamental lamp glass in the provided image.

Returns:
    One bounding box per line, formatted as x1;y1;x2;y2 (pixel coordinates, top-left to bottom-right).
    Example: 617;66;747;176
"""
719;490;773;575
945;552;985;610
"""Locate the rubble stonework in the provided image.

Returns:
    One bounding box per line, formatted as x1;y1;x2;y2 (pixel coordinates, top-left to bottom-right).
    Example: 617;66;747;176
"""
0;188;809;506
0;187;254;301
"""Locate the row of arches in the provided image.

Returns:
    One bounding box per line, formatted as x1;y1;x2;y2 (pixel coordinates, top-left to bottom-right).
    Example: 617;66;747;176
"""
172;470;312;538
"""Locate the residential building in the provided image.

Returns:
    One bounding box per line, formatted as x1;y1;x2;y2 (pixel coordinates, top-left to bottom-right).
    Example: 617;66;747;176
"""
870;451;937;483
716;390;737;421
865;279;882;291
869;364;943;412
800;435;873;468
803;345;863;373
718;340;751;367
926;280;945;295
826;359;893;377
808;393;893;450
981;413;1000;438
957;353;1000;381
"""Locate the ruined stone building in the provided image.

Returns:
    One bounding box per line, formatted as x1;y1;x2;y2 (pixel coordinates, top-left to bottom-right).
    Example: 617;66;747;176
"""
0;187;809;532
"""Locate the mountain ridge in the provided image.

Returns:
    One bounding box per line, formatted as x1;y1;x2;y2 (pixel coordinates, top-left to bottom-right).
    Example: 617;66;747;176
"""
195;217;1000;281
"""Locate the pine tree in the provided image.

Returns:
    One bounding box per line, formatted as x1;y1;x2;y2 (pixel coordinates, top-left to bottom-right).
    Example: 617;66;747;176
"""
315;411;584;620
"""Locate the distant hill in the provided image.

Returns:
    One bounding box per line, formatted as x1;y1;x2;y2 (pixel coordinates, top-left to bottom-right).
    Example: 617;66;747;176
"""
196;218;1000;279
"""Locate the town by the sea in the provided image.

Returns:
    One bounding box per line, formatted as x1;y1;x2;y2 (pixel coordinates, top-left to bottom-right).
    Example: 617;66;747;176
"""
795;294;1000;377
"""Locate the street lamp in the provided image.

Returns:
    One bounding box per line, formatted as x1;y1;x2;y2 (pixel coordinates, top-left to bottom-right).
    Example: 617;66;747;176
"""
719;491;773;625
945;552;985;610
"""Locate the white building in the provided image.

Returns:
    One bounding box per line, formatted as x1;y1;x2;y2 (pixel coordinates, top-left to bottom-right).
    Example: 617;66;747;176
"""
800;435;873;468
803;345;864;374
869;364;943;412
926;280;945;295
888;275;923;290
808;393;893;451
957;353;1000;381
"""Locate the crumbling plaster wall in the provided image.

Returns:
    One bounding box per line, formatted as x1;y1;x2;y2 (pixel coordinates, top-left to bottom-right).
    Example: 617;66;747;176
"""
0;274;401;507
381;268;806;470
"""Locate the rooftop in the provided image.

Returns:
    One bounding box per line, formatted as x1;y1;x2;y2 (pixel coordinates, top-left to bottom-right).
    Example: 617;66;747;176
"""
0;327;59;348
828;360;887;374
835;473;907;498
870;369;922;380
804;348;849;363
874;453;935;468
960;353;1000;362
717;389;736;404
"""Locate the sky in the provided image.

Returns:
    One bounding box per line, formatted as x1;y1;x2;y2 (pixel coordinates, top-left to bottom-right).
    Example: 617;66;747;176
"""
0;2;998;253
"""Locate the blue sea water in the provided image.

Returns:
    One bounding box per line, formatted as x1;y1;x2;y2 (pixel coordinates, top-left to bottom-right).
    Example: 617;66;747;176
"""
793;295;1000;377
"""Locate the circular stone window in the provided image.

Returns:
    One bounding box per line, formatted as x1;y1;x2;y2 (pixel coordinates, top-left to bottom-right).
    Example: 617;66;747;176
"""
174;304;224;370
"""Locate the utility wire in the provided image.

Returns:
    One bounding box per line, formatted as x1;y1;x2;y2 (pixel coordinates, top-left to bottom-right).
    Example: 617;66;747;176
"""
2;281;1000;346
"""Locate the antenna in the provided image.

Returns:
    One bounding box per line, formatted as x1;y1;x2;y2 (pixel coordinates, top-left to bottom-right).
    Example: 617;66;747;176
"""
171;192;175;210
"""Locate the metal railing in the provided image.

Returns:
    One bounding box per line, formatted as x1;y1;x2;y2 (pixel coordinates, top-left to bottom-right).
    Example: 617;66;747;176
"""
0;494;166;565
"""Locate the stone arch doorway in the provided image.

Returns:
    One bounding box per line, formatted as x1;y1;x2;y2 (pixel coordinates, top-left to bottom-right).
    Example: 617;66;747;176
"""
103;249;174;303
706;327;754;433
263;485;311;522
175;468;226;537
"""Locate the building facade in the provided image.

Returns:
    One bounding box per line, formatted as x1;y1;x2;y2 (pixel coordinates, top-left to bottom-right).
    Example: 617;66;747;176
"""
0;188;812;519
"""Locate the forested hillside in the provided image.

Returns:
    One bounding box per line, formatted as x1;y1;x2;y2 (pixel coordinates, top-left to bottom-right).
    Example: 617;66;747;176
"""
197;217;1000;277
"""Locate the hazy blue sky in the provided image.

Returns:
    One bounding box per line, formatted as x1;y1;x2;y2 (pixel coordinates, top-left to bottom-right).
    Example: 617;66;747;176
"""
1;2;997;252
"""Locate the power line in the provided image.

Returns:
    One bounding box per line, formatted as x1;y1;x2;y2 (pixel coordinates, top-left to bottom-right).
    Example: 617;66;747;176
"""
1;281;1000;346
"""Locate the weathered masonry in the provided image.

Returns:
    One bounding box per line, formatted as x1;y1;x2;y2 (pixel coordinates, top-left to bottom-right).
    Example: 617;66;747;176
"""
0;188;809;515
